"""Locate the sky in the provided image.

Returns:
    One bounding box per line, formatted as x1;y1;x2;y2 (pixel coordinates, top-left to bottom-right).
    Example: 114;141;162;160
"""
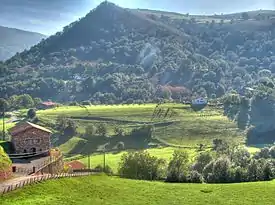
0;0;274;35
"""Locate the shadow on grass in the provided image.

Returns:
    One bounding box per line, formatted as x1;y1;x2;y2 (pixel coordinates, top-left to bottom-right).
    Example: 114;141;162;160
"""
65;133;161;155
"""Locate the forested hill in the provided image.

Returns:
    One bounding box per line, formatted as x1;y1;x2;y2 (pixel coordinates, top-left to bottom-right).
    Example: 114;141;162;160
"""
1;1;275;104
0;26;45;61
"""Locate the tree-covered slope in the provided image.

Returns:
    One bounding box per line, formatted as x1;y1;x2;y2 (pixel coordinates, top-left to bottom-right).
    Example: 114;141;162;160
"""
0;26;45;61
1;1;275;103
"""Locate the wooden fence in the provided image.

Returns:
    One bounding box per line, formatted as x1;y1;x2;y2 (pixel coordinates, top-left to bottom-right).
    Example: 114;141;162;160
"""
1;172;93;195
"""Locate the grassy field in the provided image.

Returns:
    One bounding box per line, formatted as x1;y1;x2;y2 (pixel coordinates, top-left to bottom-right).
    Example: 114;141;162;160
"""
1;175;275;205
34;103;249;171
37;103;244;149
77;147;197;172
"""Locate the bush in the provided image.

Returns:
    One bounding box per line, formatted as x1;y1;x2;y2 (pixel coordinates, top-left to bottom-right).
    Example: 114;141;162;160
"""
94;164;113;175
212;157;231;183
269;146;275;158
192;151;213;174
233;166;248;183
27;108;36;119
85;124;97;137
166;150;189;182
96;123;108;136
81;101;91;105
188;171;203;183
114;126;124;136
118;151;166;180
116;141;125;150
255;147;270;159
69;101;79;106
94;164;104;172
202;160;214;181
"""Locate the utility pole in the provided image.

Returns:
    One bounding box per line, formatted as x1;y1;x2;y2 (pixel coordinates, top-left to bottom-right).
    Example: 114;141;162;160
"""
88;154;90;170
103;149;106;172
2;106;5;141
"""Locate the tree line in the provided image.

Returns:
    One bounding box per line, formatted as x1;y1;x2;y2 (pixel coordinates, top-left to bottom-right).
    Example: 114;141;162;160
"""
117;140;275;183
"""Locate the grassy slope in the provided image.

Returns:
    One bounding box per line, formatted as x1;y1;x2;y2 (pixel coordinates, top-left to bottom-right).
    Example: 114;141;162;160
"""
1;175;275;205
34;103;251;172
37;103;243;148
79;147;197;172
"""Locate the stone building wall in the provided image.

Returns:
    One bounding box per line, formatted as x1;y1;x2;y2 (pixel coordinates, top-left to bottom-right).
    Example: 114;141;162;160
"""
11;128;51;154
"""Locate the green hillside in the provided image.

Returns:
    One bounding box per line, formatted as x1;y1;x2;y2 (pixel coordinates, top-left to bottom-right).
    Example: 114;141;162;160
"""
2;1;275;105
29;103;251;172
1;175;275;205
36;103;244;152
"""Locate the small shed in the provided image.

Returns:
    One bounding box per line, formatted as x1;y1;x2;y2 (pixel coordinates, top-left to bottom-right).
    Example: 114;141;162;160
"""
9;122;52;154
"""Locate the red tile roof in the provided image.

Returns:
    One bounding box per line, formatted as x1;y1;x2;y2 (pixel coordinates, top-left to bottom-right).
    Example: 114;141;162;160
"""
65;161;86;170
41;102;56;106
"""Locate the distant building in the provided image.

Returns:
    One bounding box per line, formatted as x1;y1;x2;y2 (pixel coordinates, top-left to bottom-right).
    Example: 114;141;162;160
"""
38;101;57;110
65;161;86;171
9;122;52;154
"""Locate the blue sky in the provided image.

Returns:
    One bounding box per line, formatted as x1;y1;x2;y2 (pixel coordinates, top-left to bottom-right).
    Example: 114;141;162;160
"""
0;0;273;35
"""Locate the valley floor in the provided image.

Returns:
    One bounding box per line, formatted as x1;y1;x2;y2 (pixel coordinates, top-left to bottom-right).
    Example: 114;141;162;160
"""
1;175;274;205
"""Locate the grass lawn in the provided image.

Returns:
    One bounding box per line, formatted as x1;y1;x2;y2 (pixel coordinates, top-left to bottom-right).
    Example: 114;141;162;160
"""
1;175;275;205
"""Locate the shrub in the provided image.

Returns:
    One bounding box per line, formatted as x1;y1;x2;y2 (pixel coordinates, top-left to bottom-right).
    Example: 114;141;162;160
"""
104;165;114;175
116;141;125;150
85;124;97;137
233;166;248;182
202;160;214;180
118;151;166;180
188;171;203;183
93;164;113;174
81;101;91;105
27;108;36;119
94;164;104;172
114;126;124;136
96;123;108;136
255;147;270;159
247;159;263;182
166;150;189;182
192;151;213;174
269;146;275;158
212;157;231;183
69;101;79;106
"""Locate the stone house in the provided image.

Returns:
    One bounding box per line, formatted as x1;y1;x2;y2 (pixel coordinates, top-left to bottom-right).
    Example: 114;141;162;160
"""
9;122;52;154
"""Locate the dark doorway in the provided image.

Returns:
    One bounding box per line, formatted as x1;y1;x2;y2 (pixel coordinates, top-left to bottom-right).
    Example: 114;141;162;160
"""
31;147;36;154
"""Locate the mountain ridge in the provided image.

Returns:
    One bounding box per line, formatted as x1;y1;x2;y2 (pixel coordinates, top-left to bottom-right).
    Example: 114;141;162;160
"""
0;26;46;61
1;1;275;104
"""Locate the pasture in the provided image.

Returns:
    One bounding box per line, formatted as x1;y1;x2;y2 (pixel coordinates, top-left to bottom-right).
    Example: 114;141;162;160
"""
37;103;244;148
1;175;275;205
34;103;250;172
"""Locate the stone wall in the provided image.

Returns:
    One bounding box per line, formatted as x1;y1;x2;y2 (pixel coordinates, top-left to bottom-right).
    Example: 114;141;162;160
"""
12;128;51;154
34;155;64;175
0;167;12;181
